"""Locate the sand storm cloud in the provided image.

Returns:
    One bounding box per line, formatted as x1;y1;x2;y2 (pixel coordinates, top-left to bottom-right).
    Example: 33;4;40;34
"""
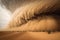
1;0;60;32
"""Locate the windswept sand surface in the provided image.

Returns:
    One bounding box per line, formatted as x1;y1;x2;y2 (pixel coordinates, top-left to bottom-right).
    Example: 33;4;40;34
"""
0;32;60;40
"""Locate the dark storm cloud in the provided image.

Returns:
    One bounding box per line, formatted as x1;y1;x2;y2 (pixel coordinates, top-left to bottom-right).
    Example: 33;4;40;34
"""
1;0;37;12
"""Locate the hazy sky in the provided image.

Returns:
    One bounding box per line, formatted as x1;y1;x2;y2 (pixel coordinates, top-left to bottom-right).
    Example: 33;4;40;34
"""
0;2;12;29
